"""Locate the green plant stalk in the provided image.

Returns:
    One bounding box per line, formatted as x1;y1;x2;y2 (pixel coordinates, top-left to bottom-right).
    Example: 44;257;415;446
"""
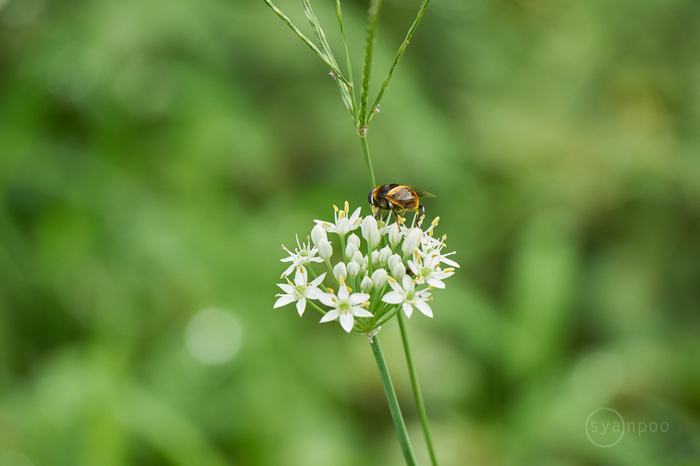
398;310;439;466
369;335;418;466
359;0;383;126
361;135;377;189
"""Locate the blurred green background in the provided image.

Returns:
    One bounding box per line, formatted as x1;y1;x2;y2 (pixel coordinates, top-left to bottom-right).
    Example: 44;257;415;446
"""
1;0;699;464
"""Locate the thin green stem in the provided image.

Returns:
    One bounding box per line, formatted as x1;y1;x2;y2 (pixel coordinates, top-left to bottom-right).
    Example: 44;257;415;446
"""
397;311;438;466
368;0;431;123
360;0;383;127
369;335;417;466
361;135;377;189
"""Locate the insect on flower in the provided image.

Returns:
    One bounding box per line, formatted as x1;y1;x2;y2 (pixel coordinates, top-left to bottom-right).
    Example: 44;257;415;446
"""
368;184;435;229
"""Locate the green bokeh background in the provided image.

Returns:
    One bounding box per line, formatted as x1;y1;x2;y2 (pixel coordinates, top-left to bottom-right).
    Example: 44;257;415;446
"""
1;0;699;464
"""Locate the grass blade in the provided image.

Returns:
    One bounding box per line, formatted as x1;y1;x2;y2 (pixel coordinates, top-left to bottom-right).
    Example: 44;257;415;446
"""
263;0;346;83
300;0;355;118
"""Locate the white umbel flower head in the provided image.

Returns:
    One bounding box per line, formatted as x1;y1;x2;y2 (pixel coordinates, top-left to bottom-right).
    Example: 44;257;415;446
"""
274;266;326;316
319;283;373;332
275;202;456;333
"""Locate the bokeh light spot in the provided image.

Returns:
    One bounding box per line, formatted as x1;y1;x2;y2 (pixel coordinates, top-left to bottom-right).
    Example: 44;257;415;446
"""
185;308;243;365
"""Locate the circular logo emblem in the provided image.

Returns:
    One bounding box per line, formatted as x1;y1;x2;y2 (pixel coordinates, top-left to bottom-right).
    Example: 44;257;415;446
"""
585;407;625;448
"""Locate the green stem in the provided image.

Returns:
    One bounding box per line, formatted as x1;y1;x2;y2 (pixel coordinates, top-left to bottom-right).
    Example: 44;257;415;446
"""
369;335;417;466
361;135;377;189
397;311;438;466
360;0;383;126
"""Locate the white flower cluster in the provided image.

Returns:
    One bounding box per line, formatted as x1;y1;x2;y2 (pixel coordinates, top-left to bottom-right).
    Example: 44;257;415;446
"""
274;202;459;334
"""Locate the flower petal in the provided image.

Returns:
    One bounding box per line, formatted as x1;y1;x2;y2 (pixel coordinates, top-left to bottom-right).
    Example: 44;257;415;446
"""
426;277;446;289
402;301;414;318
310;272;327;287
274;295;296;309
277;283;295;293
414;300;433;317
306;287;324;300
338;312;355;332
296;298;307;316
320;309;339;323
352;307;374;318
348;292;370;306
318;292;337;307
381;291;403;304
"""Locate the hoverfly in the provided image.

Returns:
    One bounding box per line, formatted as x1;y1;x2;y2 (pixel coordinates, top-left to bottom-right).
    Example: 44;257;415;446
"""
368;184;435;229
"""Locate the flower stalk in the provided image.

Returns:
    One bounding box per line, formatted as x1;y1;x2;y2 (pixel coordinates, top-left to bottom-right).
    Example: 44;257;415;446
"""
398;310;439;466
370;335;417;466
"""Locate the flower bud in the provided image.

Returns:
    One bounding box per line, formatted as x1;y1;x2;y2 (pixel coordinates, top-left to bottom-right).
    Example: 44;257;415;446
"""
402;228;422;256
347;233;361;249
347;261;361;278
346;242;359;259
378;245;392;267
391;261;406;280
387;223;402;248
361;275;374;292
352;250;365;266
317;238;333;261
371;250;380;267
387;253;403;271
333;261;347;282
311;224;327;246
361;215;380;249
371;268;388;289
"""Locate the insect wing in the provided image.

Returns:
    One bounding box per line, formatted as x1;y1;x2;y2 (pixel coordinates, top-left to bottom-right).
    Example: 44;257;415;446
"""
408;187;436;198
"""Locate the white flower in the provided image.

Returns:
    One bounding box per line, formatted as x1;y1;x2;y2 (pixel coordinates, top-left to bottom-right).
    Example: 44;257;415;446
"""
333;261;347;282
319;285;373;332
346;242;359;259
317;238;333;261
361;215;381;249
310;224;328;246
378;246;392;266
274;266;326;316
390;261;406;281
407;249;455;289
361;275;374;292
315;201;362;237
386;222;402;248
347;260;361;278
425;249;460;269
382;275;433;318
371;268;388;289
280;235;324;278
402;227;422;256
347;233;361;249
387;254;402;271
